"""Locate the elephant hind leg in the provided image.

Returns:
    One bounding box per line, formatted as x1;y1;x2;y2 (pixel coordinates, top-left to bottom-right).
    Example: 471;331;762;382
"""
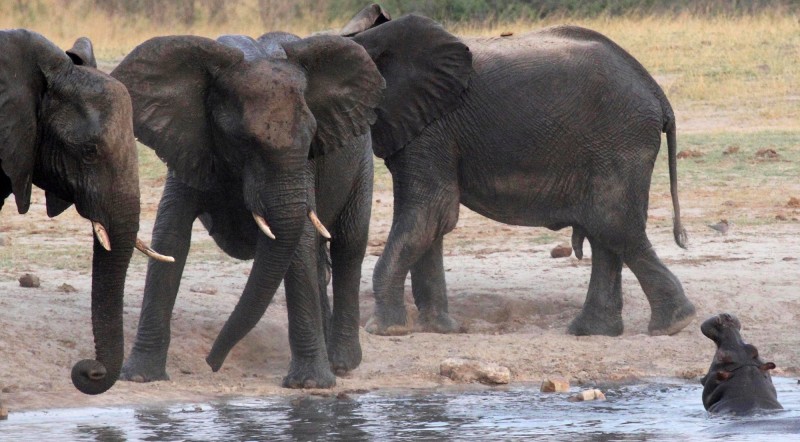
622;244;695;335
567;236;624;336
411;235;460;333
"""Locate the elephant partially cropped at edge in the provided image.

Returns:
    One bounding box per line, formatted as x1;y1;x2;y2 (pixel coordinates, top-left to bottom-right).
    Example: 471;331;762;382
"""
110;32;383;387
343;8;696;337
0;31;170;394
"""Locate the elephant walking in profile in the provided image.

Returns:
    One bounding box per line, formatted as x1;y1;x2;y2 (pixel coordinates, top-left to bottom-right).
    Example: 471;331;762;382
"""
0;32;170;394
342;7;696;337
111;32;383;387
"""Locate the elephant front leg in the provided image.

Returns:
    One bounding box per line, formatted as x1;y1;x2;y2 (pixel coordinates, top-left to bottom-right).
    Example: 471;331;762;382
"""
411;235;459;333
122;174;199;382
567;238;624;337
623;244;696;335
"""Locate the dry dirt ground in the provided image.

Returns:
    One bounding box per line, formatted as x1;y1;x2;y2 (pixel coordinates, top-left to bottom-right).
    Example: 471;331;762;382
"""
1;111;799;412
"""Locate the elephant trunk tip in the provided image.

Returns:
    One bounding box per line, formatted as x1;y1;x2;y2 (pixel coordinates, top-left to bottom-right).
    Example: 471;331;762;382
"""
71;359;116;395
673;221;688;250
205;353;224;373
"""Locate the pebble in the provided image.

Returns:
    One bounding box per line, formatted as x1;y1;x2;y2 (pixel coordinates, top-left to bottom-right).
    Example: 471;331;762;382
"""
18;274;40;288
550;245;572;258
440;358;511;385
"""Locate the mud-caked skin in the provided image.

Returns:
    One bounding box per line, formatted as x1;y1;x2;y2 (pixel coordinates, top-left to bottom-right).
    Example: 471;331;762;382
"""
0;31;141;395
700;313;782;414
111;32;383;388
342;6;696;337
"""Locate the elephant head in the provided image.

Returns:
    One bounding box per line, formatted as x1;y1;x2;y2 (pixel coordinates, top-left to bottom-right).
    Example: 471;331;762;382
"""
111;34;383;367
0;31;167;394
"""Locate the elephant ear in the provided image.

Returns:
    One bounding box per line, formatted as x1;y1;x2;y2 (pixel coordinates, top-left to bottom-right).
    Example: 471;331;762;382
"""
0;30;65;214
351;14;472;158
111;36;243;190
340;3;392;37
66;37;97;68
282;35;385;158
256;32;300;59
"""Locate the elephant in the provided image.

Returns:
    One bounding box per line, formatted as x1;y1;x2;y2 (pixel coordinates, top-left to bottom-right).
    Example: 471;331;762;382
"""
110;31;384;388
700;313;782;414
340;8;697;337
0;31;171;394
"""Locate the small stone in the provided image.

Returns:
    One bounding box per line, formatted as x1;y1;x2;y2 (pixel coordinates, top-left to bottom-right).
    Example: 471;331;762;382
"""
440;358;511;385
500;31;514;37
755;148;779;160
570;388;606;402
57;283;77;293
2;384;18;393
541;377;570;393
550;245;572;259
189;284;217;295
677;150;703;159
19;273;40;288
787;197;800;208
0;406;8;420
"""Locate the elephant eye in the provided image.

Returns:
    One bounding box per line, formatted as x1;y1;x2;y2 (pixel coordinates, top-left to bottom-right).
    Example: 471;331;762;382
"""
83;143;98;157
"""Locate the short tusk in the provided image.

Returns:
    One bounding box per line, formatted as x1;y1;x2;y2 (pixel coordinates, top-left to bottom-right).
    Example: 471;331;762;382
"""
308;210;331;239
252;213;276;240
92;221;111;251
135;238;175;263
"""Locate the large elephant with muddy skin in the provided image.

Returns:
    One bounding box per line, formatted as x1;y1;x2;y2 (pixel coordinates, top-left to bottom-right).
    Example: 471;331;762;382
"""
0;31;170;394
343;6;696;337
111;32;383;388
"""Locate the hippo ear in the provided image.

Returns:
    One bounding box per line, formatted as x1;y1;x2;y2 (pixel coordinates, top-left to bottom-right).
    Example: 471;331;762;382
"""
282;35;385;158
66;37;97;68
760;362;776;371
111;36;243;190
351;14;472;159
744;344;759;359
341;3;392;37
716;371;733;381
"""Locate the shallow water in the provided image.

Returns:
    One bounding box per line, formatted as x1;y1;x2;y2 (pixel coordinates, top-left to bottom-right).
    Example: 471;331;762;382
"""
3;377;799;441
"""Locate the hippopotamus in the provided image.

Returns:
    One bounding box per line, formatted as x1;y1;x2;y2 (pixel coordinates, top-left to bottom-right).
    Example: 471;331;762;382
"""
700;313;783;414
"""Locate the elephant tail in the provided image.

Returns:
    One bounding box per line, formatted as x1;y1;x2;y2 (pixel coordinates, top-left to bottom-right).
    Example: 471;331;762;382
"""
666;119;688;249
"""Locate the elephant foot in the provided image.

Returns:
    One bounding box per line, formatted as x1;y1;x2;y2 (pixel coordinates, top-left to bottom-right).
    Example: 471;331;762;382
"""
648;299;696;336
328;333;362;376
283;357;336;389
364;305;410;336
120;351;170;383
567;310;624;337
416;310;461;333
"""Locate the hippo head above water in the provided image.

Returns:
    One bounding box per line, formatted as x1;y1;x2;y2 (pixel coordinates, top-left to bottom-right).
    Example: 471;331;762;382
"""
700;313;783;415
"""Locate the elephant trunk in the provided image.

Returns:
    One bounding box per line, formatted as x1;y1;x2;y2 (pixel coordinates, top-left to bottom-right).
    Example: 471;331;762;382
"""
71;207;138;395
206;184;308;371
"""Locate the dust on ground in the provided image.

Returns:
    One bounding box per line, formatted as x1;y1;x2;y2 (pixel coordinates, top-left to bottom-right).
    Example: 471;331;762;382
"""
1;120;799;412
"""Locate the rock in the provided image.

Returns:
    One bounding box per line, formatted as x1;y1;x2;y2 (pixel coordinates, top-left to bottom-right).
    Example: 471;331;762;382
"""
1;384;18;393
541;377;570;393
57;283;77;293
18;273;40;288
722;145;740;155
787;197;800;208
0;405;7;420
570;388;606;402
439;358;511;385
677;150;703;159
550;245;572;259
189;284;217;295
755;148;779;160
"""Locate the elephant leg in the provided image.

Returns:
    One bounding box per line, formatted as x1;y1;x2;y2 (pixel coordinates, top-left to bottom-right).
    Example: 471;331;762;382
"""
567;237;624;336
282;224;336;388
122;173;199;382
411;235;459;333
623;241;696;335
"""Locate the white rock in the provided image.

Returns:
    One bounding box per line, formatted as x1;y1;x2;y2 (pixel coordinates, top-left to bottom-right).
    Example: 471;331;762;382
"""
571;388;606;402
439;358;511;385
540;377;570;393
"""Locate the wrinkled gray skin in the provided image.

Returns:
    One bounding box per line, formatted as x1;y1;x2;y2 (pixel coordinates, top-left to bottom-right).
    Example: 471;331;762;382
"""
111;32;383;388
0;32;140;395
343;7;696;337
701;313;782;415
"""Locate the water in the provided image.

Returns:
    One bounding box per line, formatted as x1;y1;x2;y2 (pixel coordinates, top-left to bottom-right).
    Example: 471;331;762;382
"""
2;377;799;441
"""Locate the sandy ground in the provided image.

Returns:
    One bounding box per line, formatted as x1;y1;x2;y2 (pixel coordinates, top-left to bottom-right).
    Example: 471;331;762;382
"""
1;107;800;412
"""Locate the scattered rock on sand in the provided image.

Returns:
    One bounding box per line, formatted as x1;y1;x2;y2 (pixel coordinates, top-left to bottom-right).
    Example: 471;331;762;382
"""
677;150;703;159
550;245;572;258
189;284;217;295
541;377;570;393
439;358;511;384
787;197;800;208
722;145;740;155
755;148;779;160
570;388;606;402
57;283;77;293
18;274;40;288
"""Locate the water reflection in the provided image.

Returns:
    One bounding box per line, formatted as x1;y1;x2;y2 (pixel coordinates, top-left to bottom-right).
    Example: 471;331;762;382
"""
3;377;799;441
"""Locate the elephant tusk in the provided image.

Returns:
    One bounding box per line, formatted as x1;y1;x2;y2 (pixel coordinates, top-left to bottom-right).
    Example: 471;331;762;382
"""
252;213;276;240
308;210;331;239
92;221;111;251
135;238;175;263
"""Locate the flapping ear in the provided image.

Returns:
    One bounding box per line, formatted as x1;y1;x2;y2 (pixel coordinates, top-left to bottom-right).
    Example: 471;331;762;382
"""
111;36;243;190
46;190;73;217
351;14;472;158
0;30;66;214
66;37;97;68
282;35;384;158
341;3;392;37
